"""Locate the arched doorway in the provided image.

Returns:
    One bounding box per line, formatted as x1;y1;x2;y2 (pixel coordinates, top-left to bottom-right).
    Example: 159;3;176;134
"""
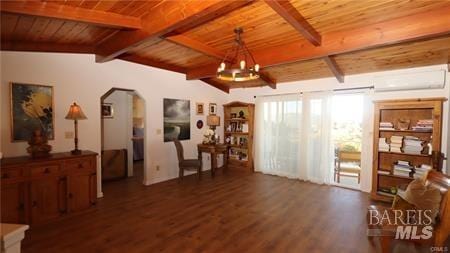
100;88;147;186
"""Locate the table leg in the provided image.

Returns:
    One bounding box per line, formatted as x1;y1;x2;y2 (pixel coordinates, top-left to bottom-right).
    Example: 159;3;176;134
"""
211;152;217;177
223;150;228;172
198;150;202;178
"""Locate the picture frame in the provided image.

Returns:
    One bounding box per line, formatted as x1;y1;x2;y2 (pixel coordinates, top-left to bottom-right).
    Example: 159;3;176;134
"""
196;102;204;115
10;82;55;142
209;103;217;115
102;103;114;118
163;98;190;142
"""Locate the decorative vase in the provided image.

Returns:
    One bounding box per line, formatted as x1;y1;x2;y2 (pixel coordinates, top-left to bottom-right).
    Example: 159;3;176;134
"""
27;129;52;158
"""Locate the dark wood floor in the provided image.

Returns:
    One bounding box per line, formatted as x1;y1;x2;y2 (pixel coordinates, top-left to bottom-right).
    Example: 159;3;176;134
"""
21;168;437;253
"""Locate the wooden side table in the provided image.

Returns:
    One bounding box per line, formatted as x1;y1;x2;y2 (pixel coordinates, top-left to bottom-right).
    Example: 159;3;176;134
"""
197;144;228;177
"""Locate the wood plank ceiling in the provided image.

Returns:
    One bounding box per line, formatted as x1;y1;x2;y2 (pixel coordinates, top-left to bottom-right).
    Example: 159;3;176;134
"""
1;0;450;93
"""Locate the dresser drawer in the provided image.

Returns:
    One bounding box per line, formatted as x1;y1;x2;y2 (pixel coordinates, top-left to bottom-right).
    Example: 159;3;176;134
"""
65;158;93;172
1;167;23;181
30;165;59;177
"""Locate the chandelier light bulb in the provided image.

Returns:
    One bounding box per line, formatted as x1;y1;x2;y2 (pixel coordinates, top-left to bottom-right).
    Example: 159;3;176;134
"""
240;60;246;70
220;62;226;70
255;64;260;72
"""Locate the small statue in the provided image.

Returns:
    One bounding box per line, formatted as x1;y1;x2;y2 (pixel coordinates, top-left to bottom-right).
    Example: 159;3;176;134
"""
27;129;52;158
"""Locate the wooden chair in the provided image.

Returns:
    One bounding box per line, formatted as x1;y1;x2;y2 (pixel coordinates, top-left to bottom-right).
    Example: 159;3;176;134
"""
173;139;201;179
367;170;450;253
335;151;361;184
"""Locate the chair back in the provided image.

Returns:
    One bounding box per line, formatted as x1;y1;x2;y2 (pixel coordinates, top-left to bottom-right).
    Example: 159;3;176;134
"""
338;151;361;163
425;170;450;243
173;139;184;162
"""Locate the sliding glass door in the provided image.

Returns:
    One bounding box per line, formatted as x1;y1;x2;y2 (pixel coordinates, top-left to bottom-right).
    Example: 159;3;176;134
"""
331;94;364;189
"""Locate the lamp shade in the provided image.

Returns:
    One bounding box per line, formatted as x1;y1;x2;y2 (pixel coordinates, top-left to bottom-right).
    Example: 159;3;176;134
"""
65;102;87;120
207;115;220;127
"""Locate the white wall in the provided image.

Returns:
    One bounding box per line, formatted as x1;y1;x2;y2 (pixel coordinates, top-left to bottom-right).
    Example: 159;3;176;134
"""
0;51;227;198
102;90;129;150
228;64;450;192
1;51;448;196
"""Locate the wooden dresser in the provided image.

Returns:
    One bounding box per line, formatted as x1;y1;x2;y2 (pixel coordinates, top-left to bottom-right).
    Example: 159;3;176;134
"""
1;151;97;225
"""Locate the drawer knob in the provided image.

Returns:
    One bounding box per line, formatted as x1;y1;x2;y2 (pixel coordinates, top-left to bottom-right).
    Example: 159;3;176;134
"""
78;164;83;168
2;173;8;179
44;168;50;173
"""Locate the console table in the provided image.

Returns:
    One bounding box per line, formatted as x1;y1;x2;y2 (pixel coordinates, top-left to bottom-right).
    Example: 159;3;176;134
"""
197;144;228;177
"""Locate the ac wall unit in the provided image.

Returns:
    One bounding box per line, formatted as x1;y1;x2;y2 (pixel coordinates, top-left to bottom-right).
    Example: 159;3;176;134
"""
373;70;446;92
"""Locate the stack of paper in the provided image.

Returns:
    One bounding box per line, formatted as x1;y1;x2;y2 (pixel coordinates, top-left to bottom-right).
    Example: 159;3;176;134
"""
414;164;432;179
403;136;423;154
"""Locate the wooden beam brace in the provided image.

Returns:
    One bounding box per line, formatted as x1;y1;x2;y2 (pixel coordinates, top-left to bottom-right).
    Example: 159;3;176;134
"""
186;6;450;80
0;1;142;29
259;73;277;89
165;35;226;60
0;41;94;54
264;0;321;46
96;0;253;63
323;56;344;83
200;78;230;93
118;55;186;74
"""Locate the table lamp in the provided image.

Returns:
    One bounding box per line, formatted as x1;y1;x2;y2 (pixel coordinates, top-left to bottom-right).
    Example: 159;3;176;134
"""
65;102;87;155
207;115;220;130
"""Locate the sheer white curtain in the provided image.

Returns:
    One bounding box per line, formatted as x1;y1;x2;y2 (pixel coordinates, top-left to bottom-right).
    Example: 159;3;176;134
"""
254;94;302;178
255;92;333;184
360;90;374;192
299;92;333;184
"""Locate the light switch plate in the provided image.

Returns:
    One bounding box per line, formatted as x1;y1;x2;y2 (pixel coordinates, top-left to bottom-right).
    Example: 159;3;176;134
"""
156;129;162;135
65;131;74;139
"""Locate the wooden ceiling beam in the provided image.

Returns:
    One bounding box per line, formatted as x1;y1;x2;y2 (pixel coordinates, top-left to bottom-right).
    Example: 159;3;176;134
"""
323;56;344;83
200;78;230;93
186;6;450;80
95;0;253;63
118;55;186;74
264;0;321;46
0;1;142;29
0;41;94;54
259;73;277;89
165;35;226;60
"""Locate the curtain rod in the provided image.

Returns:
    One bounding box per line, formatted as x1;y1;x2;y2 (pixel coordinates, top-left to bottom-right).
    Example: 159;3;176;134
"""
254;86;374;98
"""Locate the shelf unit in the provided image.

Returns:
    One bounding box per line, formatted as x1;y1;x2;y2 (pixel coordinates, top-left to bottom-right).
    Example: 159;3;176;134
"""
371;98;446;202
223;101;255;171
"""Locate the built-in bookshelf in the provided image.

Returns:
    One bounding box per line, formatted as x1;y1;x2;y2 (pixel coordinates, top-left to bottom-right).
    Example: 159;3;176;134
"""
371;98;446;202
223;101;255;171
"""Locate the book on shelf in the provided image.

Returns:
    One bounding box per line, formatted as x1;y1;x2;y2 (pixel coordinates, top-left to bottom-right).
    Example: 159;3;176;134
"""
411;119;433;131
378;138;390;151
393;160;414;177
379;121;395;131
377;187;396;197
378;170;391;175
403;136;424;154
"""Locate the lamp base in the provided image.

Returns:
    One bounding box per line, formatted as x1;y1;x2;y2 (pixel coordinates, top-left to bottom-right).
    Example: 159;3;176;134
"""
71;149;82;155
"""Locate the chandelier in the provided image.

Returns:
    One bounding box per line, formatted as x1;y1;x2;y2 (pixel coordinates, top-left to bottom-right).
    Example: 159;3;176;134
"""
216;28;260;82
